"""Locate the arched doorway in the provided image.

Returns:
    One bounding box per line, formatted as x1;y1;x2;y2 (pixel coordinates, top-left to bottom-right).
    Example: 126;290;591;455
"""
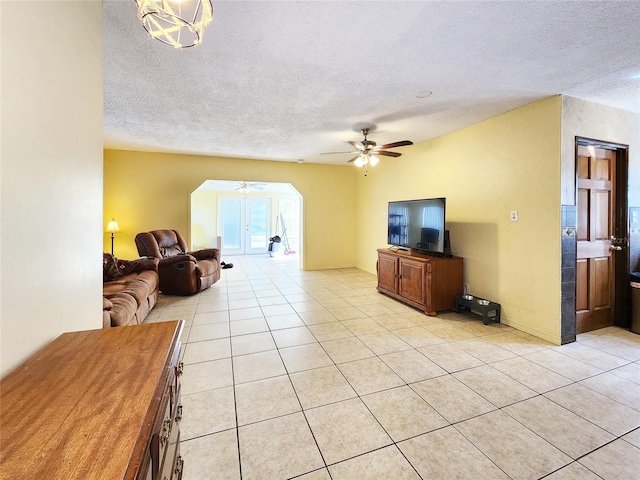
190;180;303;265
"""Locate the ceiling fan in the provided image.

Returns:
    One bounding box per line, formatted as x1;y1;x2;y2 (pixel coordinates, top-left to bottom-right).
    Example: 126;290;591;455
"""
235;182;266;193
321;128;413;168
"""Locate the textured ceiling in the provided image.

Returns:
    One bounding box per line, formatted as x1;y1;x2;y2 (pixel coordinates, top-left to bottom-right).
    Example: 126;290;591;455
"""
104;1;640;165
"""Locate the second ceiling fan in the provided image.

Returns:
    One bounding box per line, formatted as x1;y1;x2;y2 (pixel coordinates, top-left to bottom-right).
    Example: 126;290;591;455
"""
235;182;266;193
322;128;413;167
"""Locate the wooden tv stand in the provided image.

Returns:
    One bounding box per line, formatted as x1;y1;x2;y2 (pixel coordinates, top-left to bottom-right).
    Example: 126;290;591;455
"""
377;249;463;315
0;320;184;480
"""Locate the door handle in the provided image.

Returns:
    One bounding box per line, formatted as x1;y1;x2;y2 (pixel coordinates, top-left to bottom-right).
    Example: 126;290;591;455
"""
610;245;622;251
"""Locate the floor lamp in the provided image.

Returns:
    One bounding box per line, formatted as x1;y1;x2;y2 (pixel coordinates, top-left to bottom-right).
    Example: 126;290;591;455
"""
105;219;121;255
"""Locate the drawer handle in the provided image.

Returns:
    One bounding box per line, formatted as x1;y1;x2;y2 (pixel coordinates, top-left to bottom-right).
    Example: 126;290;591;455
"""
160;417;172;446
176;404;183;422
175;455;184;477
176;362;184;377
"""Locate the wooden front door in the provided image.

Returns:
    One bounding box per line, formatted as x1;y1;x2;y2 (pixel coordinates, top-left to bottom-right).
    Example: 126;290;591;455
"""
576;145;617;333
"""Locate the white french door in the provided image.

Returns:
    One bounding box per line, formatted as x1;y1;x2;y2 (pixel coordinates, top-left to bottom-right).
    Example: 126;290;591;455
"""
219;196;271;255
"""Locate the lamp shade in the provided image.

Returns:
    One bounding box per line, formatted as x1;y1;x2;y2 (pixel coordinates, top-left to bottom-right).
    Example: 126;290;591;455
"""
105;219;121;234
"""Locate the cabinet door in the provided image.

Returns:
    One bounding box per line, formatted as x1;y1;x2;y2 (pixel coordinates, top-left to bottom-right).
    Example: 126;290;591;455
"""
377;253;398;293
399;258;425;305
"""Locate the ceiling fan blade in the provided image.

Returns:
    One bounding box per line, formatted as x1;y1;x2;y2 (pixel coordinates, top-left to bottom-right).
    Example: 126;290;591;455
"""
378;140;413;149
320;150;358;155
348;141;365;151
376;151;402;157
347;155;361;163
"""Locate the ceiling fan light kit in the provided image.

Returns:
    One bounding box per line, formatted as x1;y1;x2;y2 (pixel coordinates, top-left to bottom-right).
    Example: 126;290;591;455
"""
136;0;214;48
353;154;379;168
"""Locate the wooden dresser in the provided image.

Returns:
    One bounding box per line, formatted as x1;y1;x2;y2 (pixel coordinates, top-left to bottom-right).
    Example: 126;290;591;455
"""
0;320;184;480
377;248;463;315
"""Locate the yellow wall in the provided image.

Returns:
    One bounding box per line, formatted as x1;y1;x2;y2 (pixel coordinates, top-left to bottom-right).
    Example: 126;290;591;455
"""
104;151;358;270
355;97;563;343
191;187;219;250
1;1;104;377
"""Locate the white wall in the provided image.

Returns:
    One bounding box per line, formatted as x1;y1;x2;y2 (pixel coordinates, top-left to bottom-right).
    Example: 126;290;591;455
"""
0;1;104;377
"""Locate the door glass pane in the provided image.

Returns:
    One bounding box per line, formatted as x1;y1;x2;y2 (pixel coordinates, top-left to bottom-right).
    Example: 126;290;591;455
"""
249;200;268;249
222;200;242;249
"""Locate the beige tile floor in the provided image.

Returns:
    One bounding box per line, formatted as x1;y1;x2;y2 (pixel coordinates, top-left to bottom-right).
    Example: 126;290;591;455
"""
145;255;640;480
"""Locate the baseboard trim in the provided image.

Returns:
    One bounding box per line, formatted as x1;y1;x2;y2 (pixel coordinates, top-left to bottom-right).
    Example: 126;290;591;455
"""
500;317;561;346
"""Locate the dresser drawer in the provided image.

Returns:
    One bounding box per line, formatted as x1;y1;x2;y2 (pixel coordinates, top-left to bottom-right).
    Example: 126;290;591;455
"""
159;384;181;478
150;344;184;480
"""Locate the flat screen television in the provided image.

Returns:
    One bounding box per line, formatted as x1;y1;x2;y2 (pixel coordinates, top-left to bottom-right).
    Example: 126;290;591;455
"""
387;197;448;255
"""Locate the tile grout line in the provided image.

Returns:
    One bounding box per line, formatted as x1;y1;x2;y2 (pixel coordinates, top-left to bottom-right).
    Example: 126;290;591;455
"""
225;280;244;480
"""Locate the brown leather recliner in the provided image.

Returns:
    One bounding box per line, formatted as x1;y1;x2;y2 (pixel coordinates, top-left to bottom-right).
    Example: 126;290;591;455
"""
135;229;220;295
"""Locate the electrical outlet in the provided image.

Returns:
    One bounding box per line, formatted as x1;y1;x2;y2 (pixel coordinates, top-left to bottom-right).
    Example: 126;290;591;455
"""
510;210;519;222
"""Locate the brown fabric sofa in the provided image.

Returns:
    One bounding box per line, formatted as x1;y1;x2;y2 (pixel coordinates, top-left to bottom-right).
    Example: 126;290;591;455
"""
135;229;220;295
103;255;160;328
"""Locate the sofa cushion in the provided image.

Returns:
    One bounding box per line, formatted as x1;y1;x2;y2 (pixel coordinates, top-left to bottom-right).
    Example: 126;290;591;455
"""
103;297;113;311
152;230;189;257
159;245;184;258
103;278;131;295
195;259;219;278
134;299;153;325
106;293;138;327
131;270;160;290
132;257;159;273
119;280;153;307
104;272;158;305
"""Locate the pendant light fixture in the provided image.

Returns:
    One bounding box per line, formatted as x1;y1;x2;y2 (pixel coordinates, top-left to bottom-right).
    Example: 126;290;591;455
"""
136;0;214;48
